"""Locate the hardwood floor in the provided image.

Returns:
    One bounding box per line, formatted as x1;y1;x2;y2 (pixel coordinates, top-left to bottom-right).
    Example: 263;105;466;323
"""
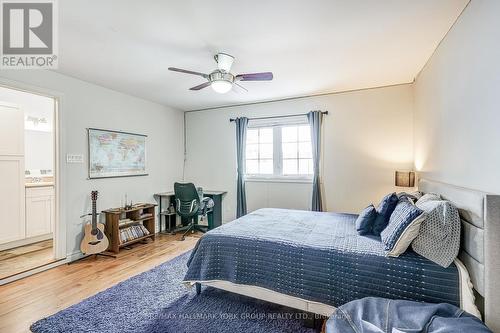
0;240;54;280
0;233;200;333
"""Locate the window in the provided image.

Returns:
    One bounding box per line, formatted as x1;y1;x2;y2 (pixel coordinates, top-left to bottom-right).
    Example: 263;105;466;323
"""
245;127;273;175
245;122;313;180
282;125;313;175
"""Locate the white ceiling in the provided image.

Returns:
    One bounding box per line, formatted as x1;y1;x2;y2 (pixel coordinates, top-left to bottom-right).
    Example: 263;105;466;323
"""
58;0;468;111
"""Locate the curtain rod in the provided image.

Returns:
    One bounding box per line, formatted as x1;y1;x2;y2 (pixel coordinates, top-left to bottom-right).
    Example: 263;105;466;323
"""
229;111;328;122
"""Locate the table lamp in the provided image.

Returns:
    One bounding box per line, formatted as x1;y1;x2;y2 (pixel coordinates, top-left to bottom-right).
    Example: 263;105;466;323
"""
395;171;415;187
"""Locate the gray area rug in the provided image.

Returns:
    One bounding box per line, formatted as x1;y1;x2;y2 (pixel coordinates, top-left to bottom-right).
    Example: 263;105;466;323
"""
31;251;317;333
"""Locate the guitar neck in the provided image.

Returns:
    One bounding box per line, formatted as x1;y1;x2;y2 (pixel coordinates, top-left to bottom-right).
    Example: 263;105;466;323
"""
91;196;97;230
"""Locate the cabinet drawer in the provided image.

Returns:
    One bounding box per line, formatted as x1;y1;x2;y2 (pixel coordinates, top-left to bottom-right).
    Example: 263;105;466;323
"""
26;187;54;237
26;186;54;198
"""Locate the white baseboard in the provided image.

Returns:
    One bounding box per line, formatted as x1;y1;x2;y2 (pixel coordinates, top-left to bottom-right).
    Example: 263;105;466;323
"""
67;250;85;262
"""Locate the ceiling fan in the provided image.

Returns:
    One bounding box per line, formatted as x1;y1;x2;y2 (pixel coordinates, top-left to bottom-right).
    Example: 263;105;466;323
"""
168;53;273;94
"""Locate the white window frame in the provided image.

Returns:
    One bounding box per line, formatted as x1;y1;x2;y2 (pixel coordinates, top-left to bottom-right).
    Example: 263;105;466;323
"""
245;116;313;183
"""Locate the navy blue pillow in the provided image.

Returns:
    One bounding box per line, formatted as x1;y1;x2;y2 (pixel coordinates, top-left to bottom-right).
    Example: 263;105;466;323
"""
381;199;425;256
355;205;377;235
372;192;399;236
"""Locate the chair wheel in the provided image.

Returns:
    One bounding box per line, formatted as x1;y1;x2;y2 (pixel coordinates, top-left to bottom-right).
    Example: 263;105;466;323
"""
181;236;185;241
191;230;194;233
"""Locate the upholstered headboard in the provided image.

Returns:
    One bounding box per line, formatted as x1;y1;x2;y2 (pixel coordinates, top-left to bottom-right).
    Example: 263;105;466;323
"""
418;179;500;331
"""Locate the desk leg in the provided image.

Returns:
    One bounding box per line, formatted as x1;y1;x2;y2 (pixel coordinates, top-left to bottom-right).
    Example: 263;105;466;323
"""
158;197;163;233
210;194;222;229
207;212;214;230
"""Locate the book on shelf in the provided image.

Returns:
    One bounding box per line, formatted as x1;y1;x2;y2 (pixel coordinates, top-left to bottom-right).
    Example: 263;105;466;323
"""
139;213;153;219
119;224;151;244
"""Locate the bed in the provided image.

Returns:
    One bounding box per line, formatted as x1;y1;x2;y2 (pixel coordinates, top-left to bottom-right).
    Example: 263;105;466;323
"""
183;179;500;332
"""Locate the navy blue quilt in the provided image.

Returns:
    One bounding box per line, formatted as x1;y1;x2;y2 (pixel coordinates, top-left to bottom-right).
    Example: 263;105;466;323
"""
183;208;459;307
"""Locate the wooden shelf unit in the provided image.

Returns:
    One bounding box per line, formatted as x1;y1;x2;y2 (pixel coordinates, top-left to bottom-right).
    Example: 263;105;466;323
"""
103;204;156;253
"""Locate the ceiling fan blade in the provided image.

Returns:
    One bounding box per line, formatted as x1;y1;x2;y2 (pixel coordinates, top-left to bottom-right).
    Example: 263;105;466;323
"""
168;67;208;78
235;72;273;81
189;81;211;91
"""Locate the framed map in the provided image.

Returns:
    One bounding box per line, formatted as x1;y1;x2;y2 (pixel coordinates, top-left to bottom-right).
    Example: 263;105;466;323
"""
88;128;147;179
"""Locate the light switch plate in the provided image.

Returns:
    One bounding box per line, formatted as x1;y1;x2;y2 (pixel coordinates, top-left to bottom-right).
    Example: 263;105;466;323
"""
66;154;84;163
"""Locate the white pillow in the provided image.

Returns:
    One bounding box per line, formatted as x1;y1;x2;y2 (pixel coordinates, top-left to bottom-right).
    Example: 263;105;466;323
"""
416;193;441;205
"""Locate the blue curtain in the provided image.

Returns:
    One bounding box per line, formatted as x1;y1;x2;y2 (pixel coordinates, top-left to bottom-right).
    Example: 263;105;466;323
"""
307;111;323;211
235;117;249;217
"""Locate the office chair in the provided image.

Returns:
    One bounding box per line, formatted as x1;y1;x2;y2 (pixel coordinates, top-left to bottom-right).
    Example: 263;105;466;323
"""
174;182;212;241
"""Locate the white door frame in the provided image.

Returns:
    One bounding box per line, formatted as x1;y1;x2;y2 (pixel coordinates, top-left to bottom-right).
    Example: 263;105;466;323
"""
0;78;66;261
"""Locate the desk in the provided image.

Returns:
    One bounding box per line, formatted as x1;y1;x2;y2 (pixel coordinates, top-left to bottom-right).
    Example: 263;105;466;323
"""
154;190;227;233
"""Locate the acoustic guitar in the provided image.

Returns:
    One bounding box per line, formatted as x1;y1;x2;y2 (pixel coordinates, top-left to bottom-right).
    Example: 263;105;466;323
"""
80;191;109;255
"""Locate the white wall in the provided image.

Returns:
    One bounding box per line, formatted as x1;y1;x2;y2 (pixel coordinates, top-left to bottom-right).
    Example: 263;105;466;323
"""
414;0;500;194
185;84;414;221
0;70;184;256
25;130;54;172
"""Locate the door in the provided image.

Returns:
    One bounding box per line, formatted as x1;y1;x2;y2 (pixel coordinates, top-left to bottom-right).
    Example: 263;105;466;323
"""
0;102;25;244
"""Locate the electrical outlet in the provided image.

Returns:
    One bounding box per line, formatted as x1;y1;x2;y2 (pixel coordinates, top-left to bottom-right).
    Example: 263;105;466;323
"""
66;154;84;163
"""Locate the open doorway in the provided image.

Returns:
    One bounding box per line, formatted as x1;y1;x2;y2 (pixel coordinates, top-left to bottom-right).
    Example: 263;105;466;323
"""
0;86;59;280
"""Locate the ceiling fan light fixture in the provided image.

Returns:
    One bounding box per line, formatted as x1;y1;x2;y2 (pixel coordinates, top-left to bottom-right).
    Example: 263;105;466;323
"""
168;53;273;93
211;80;233;94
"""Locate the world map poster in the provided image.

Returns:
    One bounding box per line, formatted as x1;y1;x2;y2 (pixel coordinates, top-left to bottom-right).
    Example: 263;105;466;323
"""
88;128;147;178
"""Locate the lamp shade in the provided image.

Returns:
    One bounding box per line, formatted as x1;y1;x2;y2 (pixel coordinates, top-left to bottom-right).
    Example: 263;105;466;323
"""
395;171;415;187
